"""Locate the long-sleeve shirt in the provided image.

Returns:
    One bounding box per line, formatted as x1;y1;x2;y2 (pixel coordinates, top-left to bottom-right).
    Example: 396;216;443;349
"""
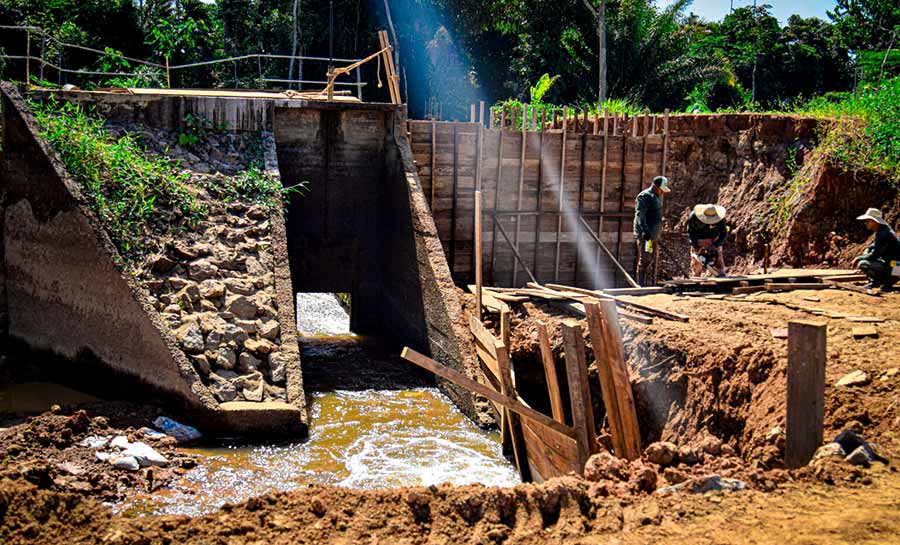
860;224;900;263
633;187;663;240
687;212;729;248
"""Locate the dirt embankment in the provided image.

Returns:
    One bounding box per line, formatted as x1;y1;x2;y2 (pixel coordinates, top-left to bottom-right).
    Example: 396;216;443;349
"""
658;115;900;276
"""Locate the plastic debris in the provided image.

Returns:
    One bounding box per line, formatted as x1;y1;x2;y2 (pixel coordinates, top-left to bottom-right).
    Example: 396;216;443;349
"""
110;456;140;471
123;441;168;467
77;435;110;449
110;435;131;449
833;430;888;464
153;416;202;443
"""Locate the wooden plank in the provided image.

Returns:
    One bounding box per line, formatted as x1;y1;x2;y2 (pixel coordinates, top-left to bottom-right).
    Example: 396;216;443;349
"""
402;347;577;438
554;107;568;283
596;108;609;289
467;284;507;313
500;309;511;353
765;283;831;292
497;341;530;480
847;316;886;323
613;297;689;322
577;216;640;288
450;124;458;276
490;127;504;285
512;109;527;286
532;119;545;282
583;302;628;458
475;190;483;320
732;286;767;295
823;278;881;296
468;315;499;360
852;326;878;338
484;289;529;303
561;321;596;468
429;120;436;211
521;418;581;475
597;300;642;460
537;323;565;423
785;320;827;469
816;273;867;282
601;287;667;296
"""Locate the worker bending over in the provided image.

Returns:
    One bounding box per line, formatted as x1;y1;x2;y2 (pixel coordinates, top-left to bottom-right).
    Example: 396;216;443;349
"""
854;208;900;290
688;204;729;277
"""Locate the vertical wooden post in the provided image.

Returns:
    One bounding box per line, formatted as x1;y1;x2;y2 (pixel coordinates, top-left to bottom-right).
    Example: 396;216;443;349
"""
497;340;529;480
554;107;568;283
596;109;609;289
531;105;537;131
501;106;507;130
786;320;827;469
489;107;495;129
562;320;597;468
573;132;586;286
537;323;565;423
661;109;670;176
532;112;545;283
473;109;484;284
512;103;527;286
166;56;172;89
475;190;483;321
479;101;486;129
631;114;638;137
429;120;437;211
500;309;511;352
490;115;505;285
615;114;629;285
470;104;476;123
449;124;458;278
593;109;600;135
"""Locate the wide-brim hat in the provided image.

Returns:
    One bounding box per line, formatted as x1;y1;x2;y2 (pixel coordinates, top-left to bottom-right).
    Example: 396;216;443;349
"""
694;204;726;224
856;207;887;225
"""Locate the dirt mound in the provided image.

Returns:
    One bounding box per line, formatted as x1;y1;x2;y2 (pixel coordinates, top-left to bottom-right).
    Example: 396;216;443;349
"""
0;406;199;503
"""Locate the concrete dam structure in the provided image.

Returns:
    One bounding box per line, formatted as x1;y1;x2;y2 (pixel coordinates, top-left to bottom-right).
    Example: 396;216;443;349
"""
0;84;477;434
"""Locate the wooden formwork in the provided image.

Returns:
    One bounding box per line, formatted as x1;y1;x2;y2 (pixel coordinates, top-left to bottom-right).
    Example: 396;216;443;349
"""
407;107;671;289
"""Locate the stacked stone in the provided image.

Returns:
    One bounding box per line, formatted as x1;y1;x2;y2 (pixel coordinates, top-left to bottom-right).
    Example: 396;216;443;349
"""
130;127;290;404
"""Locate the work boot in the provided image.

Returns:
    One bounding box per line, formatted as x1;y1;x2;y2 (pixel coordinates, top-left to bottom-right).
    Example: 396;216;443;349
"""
883;277;899;292
863;280;882;289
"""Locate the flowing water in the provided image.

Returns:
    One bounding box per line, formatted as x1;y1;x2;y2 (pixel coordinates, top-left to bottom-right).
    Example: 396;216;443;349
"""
117;293;519;517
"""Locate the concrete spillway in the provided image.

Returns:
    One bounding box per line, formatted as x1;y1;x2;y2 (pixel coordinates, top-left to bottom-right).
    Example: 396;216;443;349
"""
0;84;479;435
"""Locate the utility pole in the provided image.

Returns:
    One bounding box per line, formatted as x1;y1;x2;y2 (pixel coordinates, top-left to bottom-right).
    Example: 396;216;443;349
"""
328;0;334;73
581;0;607;104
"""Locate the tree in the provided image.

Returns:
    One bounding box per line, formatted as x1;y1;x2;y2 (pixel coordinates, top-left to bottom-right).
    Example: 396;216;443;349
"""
580;0;607;103
829;0;900;52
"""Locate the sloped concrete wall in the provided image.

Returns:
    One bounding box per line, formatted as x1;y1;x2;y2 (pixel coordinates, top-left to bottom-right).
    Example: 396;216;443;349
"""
0;84;307;436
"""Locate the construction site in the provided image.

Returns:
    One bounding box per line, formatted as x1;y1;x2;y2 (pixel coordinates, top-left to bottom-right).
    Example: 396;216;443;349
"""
1;16;900;545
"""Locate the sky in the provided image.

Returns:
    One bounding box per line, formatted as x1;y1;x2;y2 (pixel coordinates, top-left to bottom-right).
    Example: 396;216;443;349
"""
659;0;837;24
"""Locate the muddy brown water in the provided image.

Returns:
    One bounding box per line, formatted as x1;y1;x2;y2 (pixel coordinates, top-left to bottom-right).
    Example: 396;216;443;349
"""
116;293;519;516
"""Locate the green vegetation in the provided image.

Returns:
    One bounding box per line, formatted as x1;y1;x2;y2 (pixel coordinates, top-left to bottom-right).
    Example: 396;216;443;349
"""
30;98;205;260
798;77;900;185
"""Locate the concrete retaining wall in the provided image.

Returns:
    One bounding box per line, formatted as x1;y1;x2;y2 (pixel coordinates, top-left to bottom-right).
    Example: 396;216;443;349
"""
0;84;306;436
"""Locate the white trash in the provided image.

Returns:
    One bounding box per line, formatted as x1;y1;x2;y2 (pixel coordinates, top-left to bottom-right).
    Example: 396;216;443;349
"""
124;441;169;467
77;435;110;449
110;456;140;471
110;435;131;449
153;416;202;443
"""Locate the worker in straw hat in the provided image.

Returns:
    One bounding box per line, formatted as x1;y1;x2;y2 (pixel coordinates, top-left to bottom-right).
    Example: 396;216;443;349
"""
853;208;900;290
688;203;730;277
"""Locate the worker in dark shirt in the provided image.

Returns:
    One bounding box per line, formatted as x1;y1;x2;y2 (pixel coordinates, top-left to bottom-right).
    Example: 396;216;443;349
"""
854;208;900;289
688;204;729;277
632;176;671;285
633;176;671;249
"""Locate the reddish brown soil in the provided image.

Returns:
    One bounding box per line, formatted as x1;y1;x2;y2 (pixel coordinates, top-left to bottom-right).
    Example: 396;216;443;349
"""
0;404;199;504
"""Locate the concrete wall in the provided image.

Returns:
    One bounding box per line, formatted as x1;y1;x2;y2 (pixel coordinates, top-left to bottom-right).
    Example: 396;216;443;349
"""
274;103;481;418
0;83;214;413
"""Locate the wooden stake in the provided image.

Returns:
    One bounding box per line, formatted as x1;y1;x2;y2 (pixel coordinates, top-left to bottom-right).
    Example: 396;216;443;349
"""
537;323;565;423
512;104;527;286
584;301;628;457
402;348;576;438
533;114;545;283
470;104;476;123
449;123;459;278
490;118;505;285
561;321;596;468
596;108;609;289
475;190;484;321
661;109;670;175
165;55;171;89
786;320;826;468
429;119;437;211
615;113;629;284
595;300;642;459
500;309;511;354
554;107;568;283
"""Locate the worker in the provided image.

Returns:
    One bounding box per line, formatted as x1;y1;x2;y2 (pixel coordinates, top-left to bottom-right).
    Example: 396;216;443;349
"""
853;208;900;290
633;176;671;285
633;176;671;252
688;203;729;277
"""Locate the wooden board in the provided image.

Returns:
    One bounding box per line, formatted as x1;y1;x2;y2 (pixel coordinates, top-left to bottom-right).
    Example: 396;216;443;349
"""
852;326;878;338
537;323;565;423
785;321;827;469
765;283;831;291
401;348;577;439
561;321;596;468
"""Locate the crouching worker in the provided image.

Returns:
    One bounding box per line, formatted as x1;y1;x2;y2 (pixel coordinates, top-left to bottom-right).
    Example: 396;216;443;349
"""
854;208;900;290
688;204;730;277
633;176;671;283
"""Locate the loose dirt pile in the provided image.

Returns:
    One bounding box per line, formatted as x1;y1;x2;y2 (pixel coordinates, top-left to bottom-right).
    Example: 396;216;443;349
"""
0;404;199;504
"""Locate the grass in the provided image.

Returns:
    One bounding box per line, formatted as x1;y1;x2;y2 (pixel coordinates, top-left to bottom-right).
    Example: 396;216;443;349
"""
794;77;900;186
30;98;206;261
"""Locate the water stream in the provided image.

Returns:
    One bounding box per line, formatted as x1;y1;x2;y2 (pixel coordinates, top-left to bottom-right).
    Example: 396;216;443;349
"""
117;293;519;516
